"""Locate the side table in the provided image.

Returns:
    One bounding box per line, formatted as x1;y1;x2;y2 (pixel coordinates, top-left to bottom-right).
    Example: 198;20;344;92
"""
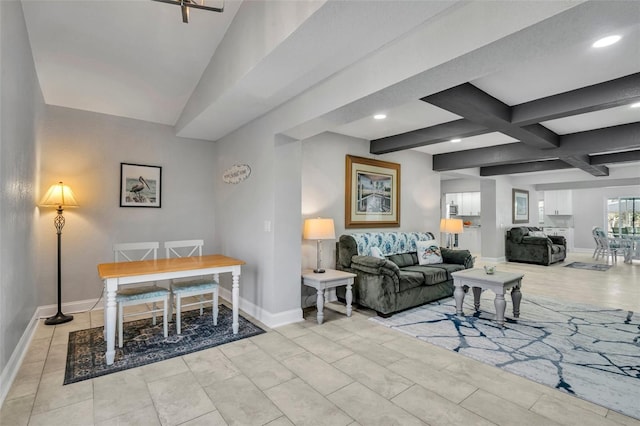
301;269;356;324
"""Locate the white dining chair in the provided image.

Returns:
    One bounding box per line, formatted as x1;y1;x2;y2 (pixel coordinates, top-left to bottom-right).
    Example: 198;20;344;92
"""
112;242;169;347
164;239;219;334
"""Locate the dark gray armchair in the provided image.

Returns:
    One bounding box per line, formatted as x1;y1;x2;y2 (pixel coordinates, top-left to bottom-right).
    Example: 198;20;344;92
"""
505;227;566;266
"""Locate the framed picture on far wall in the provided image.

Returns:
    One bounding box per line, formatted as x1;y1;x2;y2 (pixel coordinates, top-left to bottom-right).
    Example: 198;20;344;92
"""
345;155;400;228
120;163;162;208
512;188;529;224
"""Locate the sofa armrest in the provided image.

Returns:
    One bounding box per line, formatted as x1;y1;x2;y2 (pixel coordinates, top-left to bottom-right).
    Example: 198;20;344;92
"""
522;236;552;246
350;255;400;292
351;255;399;274
548;235;566;246
440;248;474;269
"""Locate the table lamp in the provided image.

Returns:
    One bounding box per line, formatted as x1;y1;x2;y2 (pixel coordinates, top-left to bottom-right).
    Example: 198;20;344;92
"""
303;218;336;273
440;218;463;249
40;182;79;325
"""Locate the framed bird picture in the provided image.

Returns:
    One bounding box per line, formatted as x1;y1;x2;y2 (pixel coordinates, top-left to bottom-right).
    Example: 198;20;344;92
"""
120;163;162;208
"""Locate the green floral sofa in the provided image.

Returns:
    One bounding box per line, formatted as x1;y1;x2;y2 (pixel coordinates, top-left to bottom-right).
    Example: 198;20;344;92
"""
335;232;474;317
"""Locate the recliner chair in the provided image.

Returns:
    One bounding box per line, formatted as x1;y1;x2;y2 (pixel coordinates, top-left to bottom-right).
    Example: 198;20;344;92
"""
505;227;566;266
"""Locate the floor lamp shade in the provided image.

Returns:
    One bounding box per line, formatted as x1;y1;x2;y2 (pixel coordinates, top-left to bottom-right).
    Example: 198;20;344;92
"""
40;182;79;325
303;218;336;273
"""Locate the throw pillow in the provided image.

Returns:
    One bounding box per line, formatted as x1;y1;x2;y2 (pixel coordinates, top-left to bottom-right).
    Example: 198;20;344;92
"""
370;246;385;259
529;231;547;238
416;240;443;265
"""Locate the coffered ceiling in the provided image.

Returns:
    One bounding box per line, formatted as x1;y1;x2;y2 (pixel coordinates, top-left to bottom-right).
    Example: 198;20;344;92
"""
20;0;640;184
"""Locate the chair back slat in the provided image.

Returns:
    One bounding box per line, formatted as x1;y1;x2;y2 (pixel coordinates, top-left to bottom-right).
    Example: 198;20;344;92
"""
114;242;159;262
164;239;204;258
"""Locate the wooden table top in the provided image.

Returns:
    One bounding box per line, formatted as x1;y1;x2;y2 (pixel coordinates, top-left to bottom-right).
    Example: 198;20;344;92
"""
98;254;245;279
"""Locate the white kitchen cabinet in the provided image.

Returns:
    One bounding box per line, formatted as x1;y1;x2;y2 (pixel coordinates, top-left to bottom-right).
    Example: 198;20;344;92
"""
458;227;481;254
461;192;481;216
446;192;480;216
445;193;462;214
544;190;573;215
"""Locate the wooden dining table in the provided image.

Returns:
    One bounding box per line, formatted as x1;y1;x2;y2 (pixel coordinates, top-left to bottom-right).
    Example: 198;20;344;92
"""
97;254;245;365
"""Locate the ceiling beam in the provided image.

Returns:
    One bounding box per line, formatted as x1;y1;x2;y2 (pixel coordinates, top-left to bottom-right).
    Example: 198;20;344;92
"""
433;143;551;171
422;83;559;149
433;122;640;171
559;155;609;176
370;119;487;154
511;72;640;126
480;160;573;176
590;149;640;165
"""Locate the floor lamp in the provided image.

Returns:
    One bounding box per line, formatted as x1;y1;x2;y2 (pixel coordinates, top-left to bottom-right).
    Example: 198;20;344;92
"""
303;218;336;273
440;218;463;249
40;182;79;325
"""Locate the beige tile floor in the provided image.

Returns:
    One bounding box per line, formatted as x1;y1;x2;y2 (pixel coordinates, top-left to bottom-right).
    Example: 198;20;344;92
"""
1;252;639;426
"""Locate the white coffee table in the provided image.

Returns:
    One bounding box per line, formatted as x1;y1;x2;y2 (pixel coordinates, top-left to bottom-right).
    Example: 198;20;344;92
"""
451;268;524;327
302;269;356;324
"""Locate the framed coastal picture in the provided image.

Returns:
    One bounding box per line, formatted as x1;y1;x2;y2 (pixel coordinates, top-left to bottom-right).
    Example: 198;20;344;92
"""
120;163;162;208
345;155;400;228
512;188;529;224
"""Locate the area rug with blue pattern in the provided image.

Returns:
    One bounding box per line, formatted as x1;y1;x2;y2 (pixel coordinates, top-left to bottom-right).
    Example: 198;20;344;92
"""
64;305;265;384
371;294;639;419
564;261;612;271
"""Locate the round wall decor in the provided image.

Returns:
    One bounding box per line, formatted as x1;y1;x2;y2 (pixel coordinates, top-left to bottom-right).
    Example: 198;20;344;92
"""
222;164;251;184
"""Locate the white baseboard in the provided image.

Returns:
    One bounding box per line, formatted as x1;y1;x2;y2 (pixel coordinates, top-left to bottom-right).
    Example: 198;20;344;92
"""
0;310;39;409
37;298;103;319
218;287;303;329
480;256;506;264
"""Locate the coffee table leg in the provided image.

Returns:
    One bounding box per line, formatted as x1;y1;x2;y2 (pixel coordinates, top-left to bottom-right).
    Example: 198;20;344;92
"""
454;285;465;315
472;287;482;312
316;289;325;324
494;293;506;327
511;283;522;318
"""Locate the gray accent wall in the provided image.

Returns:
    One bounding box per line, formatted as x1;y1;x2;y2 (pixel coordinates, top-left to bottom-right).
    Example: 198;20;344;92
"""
36;106;218;307
0;0;43;394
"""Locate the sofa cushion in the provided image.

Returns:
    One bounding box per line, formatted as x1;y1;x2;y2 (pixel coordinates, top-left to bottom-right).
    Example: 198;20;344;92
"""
425;263;466;280
398;270;425;292
401;266;448;286
416;240;443;265
387;253;416;268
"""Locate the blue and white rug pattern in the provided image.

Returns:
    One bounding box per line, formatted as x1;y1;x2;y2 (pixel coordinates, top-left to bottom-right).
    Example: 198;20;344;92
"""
371;295;640;419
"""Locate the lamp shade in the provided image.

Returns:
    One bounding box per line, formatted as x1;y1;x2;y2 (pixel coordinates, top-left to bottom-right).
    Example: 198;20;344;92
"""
40;182;79;208
440;218;463;234
303;218;336;240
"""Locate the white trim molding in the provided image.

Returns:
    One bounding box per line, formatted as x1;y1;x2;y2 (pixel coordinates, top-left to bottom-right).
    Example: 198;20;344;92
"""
0;311;39;408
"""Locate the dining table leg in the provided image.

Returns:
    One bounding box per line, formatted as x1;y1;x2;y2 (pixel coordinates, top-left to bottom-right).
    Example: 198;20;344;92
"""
232;270;240;334
105;279;117;365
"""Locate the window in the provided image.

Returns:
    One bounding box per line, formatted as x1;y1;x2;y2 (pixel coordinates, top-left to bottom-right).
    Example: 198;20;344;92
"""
538;200;544;225
607;197;640;236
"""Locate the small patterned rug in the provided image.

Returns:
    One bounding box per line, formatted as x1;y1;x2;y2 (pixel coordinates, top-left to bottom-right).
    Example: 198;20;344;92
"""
371;295;639;419
64;305;264;384
564;261;612;271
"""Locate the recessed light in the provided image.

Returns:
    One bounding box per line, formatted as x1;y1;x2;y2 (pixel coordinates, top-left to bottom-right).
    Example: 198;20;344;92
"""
592;35;621;48
373;114;387;120
450;138;462;143
631;102;640;108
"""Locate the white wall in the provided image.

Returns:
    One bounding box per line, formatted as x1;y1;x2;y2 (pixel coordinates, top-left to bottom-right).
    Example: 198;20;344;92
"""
0;0;43;400
37;106;218;306
301;132;441;270
572;186;640;250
